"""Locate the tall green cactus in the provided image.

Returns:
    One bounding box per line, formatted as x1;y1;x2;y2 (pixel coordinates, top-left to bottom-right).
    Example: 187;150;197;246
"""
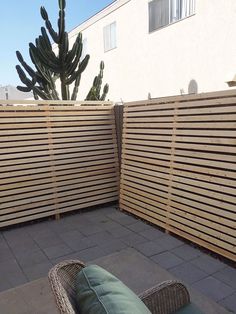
86;61;109;101
16;0;90;100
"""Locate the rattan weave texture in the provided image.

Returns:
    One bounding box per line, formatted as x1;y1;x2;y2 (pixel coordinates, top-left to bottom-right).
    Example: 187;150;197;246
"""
48;260;190;314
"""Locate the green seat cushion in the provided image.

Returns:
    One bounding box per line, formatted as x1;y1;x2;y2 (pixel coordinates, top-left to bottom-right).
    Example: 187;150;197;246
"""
75;265;151;314
175;303;205;314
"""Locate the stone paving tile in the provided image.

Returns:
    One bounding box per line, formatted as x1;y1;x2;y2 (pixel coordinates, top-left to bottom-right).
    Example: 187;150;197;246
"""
126;221;151;233
78;224;104;236
155;234;184;250
77;246;107;262
49;220;78;234
98;205;117;214
169;262;208;284
43;243;74;260
4;232;34;249
11;242;40;257
106;210;126;220
2;227;28;241
87;231;115;245
0;238;8;249
59;229;85;245
65;237;96;252
29;228;56;240
33;234;64;250
98;220;122;231
171;244;203;261
2;270;28;288
61;213;89;225
24;221;51;237
134;241;165;257
213;265;236;289
109;213;138;226
0;258;28;288
82;210;109;223
108;225;134;238
51;246;106;264
120;233;148;247
192;276;234;302
0;205;235;314
86;214;110;224
0;246;15;263
0;258;24;276
139;228;165;240
98;239;127;255
151;251;184;269
16;249;49;269
23;261;53;281
190;254;227;275
219;292;236;313
0;279;12;293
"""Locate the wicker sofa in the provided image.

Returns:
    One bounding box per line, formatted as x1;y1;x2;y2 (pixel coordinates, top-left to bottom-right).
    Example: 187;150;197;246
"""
48;260;191;314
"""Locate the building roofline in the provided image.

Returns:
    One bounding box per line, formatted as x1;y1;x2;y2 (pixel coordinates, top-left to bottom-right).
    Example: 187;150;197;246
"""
69;0;131;39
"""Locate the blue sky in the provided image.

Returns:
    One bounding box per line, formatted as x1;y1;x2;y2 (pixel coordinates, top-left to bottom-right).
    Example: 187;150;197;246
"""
0;0;114;86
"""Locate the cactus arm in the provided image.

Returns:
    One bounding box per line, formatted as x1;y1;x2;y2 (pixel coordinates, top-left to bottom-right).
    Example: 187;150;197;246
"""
100;84;109;101
71;73;81;100
17;86;32;93
41;6;59;43
41;27;52;50
66;44;83;76
16;0;93;101
86;61;109;101
65;54;90;85
16;51;40;81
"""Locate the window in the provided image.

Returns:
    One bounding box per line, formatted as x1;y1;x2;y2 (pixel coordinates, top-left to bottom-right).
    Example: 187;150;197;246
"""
149;0;195;32
103;22;117;52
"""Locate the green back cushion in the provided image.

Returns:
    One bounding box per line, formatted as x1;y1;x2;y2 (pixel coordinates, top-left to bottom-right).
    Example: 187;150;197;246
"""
75;265;151;314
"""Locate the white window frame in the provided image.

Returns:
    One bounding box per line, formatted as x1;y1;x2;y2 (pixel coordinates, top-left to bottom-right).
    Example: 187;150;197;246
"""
149;0;196;33
103;21;117;52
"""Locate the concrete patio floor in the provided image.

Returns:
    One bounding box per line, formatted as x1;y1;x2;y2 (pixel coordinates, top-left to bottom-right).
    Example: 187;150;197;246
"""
0;204;235;313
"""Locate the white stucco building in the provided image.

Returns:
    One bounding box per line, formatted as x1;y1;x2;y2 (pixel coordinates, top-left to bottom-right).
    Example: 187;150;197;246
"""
68;0;236;102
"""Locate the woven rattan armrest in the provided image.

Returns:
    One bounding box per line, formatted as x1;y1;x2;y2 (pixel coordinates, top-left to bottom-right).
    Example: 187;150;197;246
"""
138;280;190;314
49;260;86;314
49;260;190;314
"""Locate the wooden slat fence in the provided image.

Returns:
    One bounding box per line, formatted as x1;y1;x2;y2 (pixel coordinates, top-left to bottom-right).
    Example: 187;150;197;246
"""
120;90;236;261
0;100;119;228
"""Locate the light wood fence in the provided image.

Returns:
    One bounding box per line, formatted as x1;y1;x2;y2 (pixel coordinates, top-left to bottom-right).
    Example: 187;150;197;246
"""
0;100;119;228
120;90;236;261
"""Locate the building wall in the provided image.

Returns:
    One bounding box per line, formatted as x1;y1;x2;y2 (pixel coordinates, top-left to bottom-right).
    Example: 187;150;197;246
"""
0;85;33;100
68;0;236;102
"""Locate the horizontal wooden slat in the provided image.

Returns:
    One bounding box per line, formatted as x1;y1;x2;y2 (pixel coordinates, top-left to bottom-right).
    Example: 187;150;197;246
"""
125;113;236;123
125;102;236;117
0;103;119;228
126;122;236;129
0;155;116;174
124;138;236;154
121;204;236;261
121;92;236;261
123;149;236;170
0;172;117;202
0;196;118;228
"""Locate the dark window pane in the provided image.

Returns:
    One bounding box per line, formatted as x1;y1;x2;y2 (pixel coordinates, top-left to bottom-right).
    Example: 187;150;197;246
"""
149;0;170;32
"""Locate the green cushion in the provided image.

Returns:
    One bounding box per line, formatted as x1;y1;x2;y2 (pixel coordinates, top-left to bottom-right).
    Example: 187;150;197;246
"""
175;303;205;314
75;265;151;314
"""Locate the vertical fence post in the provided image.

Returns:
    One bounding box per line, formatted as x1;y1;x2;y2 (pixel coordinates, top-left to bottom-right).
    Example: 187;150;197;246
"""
114;103;124;169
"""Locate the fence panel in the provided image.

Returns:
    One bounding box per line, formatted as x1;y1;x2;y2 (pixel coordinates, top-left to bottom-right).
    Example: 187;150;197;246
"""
0;101;119;227
120;90;236;261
